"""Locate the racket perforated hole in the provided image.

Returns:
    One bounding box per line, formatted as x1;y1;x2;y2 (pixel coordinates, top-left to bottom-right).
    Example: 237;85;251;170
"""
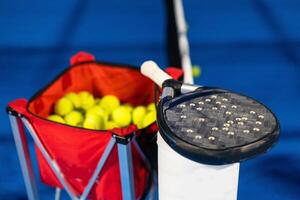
208;136;215;141
212;127;218;131
228;131;235;135
196;107;203;111
223;123;230;127
226;111;232;115
242;117;248;121
195;135;202;140
258;115;264;119
199;118;205;122
253;128;260;132
256;121;262;125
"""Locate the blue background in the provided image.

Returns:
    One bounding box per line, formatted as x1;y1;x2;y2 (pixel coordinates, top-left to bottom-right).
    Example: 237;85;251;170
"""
1;0;300;199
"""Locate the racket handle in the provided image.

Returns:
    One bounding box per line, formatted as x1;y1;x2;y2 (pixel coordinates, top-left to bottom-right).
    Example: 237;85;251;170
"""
141;60;172;87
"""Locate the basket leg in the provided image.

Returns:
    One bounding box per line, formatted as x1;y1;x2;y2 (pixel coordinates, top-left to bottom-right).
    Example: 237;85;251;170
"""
21;118;78;200
144;169;158;200
55;188;61;200
80;137;116;200
9;115;39;200
132;138;151;170
117;142;135;200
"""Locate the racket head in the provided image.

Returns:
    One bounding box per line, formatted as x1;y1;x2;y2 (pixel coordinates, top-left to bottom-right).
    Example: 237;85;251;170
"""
157;87;280;165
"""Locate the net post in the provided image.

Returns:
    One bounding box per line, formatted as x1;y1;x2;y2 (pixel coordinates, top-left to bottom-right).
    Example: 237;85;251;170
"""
165;0;182;68
166;0;193;84
8;113;39;200
114;133;135;200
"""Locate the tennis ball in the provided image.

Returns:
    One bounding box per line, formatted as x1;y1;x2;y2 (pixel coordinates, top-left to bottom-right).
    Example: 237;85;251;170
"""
54;97;74;116
105;121;120;130
192;65;201;77
64;92;81;108
47;115;65;124
132;106;147;127
112;106;131;127
78;91;95;110
83;114;103;130
99;95;120;113
123;103;133;113
141;111;156;128
64;110;83;126
95;98;101;105
147;103;156;112
86;105;109;121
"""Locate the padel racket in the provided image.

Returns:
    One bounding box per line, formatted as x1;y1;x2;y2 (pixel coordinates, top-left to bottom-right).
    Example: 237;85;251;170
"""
141;61;280;165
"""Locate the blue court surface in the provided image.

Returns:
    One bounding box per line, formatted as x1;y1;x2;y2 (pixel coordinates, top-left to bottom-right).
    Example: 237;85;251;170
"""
1;0;300;199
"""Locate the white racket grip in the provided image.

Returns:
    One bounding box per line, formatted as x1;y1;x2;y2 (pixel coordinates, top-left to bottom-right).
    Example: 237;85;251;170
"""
141;60;172;88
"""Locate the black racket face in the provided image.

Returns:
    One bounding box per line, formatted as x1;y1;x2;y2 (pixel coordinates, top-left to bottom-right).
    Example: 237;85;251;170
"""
163;91;278;151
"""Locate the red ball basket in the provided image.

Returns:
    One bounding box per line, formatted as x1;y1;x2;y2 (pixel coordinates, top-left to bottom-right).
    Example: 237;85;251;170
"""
7;52;182;200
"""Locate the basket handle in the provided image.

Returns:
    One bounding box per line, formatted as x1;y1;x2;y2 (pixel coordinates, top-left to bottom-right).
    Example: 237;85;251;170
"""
7;99;32;118
70;51;96;65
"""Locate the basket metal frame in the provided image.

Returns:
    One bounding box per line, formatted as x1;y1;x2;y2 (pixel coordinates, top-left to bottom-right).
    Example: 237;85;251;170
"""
8;114;150;200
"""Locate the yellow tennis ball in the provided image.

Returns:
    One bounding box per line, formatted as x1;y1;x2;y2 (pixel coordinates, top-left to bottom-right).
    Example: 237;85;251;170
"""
104;120;120;130
95;98;102;105
132;106;147;127
192;65;201;77
54;97;74;116
146;103;156;112
86;105;109;121
47;115;65;124
123;103;133;113
112;106;131;127
83;114;103;130
64;92;81;108
141;111;156;128
99;95;120;113
78;91;95;110
64;110;84;126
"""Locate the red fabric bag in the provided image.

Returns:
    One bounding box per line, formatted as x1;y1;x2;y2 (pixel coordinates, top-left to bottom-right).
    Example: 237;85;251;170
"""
8;52;183;200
